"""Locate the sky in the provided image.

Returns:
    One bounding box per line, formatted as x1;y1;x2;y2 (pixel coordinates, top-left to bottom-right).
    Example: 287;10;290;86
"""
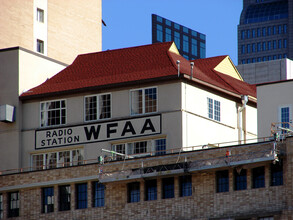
102;0;243;64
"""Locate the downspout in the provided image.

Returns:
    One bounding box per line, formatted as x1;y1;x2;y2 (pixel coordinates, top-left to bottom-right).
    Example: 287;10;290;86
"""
238;95;248;144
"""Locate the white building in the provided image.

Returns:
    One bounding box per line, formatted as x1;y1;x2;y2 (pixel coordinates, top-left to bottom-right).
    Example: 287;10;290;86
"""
1;42;257;173
0;47;67;172
257;79;293;139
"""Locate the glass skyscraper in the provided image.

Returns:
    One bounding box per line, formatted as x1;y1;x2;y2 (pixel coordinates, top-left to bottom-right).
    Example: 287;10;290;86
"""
238;0;293;65
152;14;206;60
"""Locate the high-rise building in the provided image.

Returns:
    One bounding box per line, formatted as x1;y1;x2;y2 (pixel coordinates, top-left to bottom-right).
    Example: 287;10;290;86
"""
0;0;102;64
238;0;293;65
152;14;206;60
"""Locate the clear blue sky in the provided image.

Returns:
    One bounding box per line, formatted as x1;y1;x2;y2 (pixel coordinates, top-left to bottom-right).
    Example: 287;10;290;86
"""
102;0;243;64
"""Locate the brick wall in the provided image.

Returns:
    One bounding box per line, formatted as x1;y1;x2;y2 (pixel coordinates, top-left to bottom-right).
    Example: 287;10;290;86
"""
0;139;291;219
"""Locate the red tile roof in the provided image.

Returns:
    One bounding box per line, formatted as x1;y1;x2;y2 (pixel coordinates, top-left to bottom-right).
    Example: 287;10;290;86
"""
20;42;256;99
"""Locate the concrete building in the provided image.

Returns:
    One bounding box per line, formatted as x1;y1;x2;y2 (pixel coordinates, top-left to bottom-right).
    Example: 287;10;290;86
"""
257;79;293;139
237;58;293;84
152;14;206;60
238;0;293;65
0;0;102;64
0;47;67;172
0;42;257;174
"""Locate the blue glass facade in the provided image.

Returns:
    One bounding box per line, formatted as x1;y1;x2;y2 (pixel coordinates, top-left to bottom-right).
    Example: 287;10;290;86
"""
238;0;291;65
152;14;206;60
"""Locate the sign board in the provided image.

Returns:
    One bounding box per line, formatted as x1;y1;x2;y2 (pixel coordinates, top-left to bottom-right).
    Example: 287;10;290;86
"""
35;115;161;149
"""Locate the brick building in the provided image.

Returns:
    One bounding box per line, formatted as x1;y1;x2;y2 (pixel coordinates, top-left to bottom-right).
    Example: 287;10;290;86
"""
0;0;102;64
0;135;288;219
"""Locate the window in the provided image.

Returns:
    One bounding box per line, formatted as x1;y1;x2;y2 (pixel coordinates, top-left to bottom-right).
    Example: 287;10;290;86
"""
174;31;180;49
234;169;247;190
262;42;266;51
40;100;66;127
155;139;166;155
273;40;277;49
76;183;87;209
165;28;172;42
262;27;266;36
267;41;271;50
85;94;111;121
241;30;245;39
165;19;171;26
93;182;105;207
284;39;287;48
130;87;157;115
128;182;140;203
283;24;287;34
267;27;271;36
37;39;44;54
191;39;197;56
271;160;283;186
156;15;162;23
145;179;157;201
252;166;265;188
241;45;245;54
247;44;251;53
200;42;206;58
8;192;19;217
273;26;276;35
207;98;220;122
42;187;54;213
252;43;256;52
32;149;84;170
156;24;163;42
278;39;282;49
216;170;229;192
37;8;44;22
252;29;255;38
162;177;174;199
257;42;261;52
278;25;282;34
280;106;291;133
247;29;250;38
0;194;3;219
112;138;166;159
183;35;189;53
59;185;71;211
257;28;261;37
179;175;192;197
214;100;221;121
174;23;180;30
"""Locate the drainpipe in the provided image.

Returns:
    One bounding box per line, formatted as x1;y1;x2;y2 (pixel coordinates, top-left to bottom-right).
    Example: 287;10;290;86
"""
238;95;248;144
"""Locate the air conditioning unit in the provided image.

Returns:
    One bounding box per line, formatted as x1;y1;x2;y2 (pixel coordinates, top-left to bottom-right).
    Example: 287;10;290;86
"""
0;104;15;122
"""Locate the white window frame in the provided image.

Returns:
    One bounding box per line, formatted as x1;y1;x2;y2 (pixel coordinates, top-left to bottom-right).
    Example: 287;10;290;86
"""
207;97;221;122
84;93;112;122
111;138;166;159
278;105;292;133
31;148;84;170
130;87;158;116
40;99;66;127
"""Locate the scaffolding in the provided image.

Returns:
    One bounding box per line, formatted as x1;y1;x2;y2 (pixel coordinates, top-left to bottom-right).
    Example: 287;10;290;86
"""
98;141;281;183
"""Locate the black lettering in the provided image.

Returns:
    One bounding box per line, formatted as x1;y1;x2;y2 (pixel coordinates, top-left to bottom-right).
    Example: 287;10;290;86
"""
107;123;118;138
41;140;45;146
52;130;57;137
46;131;51;138
58;130;63;136
67;137;73;143
140;119;156;134
52;139;57;145
121;121;136;136
46;139;51;146
58;137;63;144
67;129;72;135
84;125;101;140
74;136;80;142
